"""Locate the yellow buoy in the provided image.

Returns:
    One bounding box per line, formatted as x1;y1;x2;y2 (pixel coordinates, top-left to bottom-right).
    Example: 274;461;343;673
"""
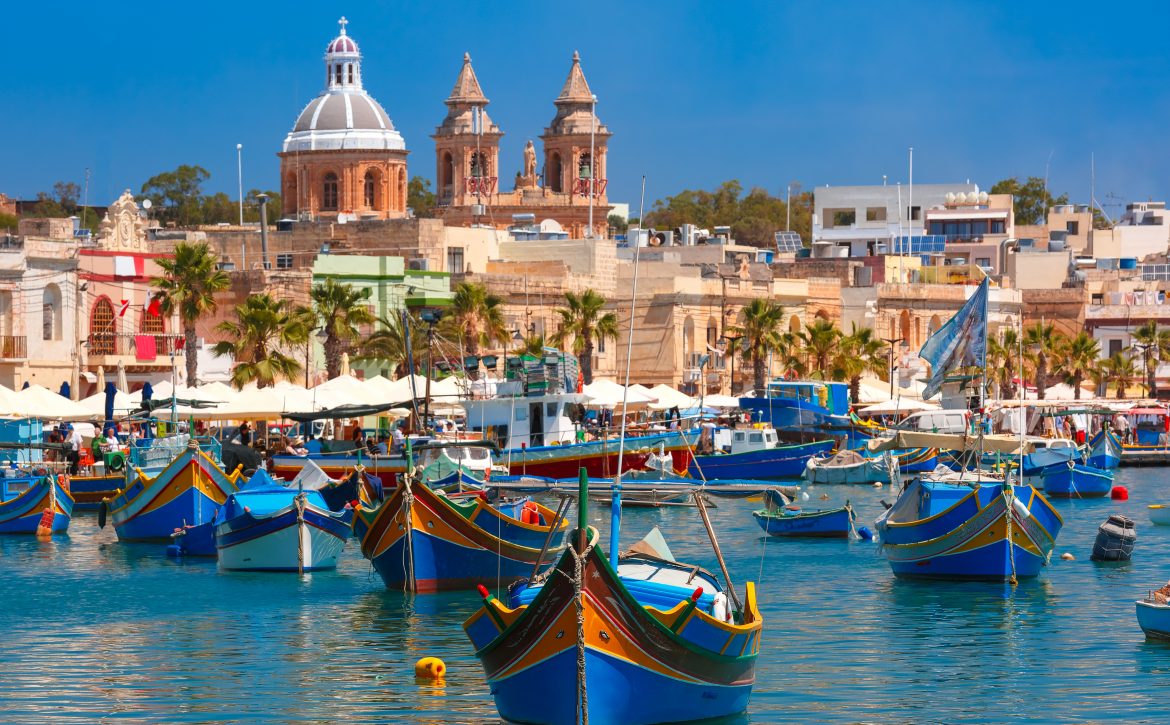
415;657;446;679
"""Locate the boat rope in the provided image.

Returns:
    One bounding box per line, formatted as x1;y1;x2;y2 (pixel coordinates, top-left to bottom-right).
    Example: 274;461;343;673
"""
846;501;858;540
566;541;593;725
496;496;503;598
295;492;306;575
401;475;417;593
1003;482;1018;586
531;495;571;581
757;507;769;584
1067;459;1080;499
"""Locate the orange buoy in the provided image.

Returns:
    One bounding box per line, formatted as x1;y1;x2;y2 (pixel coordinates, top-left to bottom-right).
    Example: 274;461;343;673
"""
35;507;54;536
415;657;446;679
1112;486;1129;501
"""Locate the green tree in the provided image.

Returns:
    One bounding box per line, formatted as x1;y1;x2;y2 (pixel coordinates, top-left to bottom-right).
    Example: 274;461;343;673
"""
441;282;507;380
1128;320;1170;397
212;294;309;389
797;319;841;378
141;165;210;226
550;289;619;385
199;192;236;225
986;327;1022;399
153;242;231;385
0;213;17;231
358;312;426;378
832;324;886;404
244;189;283;223
1101;352;1138;399
407;177;436;218
310;278;376;379
1058;331;1101;400
989;176;1069;226
30;191;66;218
607;213;628;235
1023;321;1064;400
642;180;813;247
729;299;786;394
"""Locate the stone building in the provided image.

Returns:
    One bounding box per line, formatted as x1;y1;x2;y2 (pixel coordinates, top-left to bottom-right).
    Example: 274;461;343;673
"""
278;18;409;221
435;52;612;239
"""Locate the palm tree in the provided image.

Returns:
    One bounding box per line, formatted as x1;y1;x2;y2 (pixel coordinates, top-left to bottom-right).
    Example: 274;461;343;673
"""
1129;320;1170;397
550;289;619;385
986;327;1022;400
1058;331;1101;400
518;333;546;357
153;241;230;385
1023;322;1063;401
441;283;507;379
212;294;309;389
358;312;426;378
1102;352;1138;400
310;278;376;379
729;299;786;394
832;324;886;403
798;319;841;378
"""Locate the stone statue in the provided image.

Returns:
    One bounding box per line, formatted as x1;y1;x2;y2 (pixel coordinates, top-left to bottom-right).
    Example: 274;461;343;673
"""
523;140;537;178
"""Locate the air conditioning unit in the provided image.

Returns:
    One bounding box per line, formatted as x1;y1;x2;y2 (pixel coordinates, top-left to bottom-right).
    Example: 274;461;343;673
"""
407;258;429;271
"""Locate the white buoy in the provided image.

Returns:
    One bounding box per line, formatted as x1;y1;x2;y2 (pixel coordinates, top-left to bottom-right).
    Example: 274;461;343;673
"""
873;481;883;488
1061;552;1075;561
801;492;810;501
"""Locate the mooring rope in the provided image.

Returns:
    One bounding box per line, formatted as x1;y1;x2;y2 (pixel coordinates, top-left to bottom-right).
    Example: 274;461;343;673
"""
567;541;592;725
401;476;417;593
1004;481;1018;586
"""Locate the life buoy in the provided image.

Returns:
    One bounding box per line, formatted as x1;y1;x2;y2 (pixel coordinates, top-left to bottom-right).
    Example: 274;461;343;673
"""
520;500;540;525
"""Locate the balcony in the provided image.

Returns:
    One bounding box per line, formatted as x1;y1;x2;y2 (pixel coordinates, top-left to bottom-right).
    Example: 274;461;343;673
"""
0;335;25;360
87;333;185;365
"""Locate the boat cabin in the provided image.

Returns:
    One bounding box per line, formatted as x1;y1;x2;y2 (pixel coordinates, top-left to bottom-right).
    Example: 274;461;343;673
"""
719;427;781;455
894;410;970;435
462;392;588;451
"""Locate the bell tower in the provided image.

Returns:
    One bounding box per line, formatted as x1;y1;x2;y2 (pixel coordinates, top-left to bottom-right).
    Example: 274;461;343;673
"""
540;51;610;225
433;53;503;209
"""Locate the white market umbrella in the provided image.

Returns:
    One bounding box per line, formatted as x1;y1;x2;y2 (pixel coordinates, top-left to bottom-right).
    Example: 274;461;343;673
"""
700;394;741;409
647;384;697;410
583;379;655;408
857;398;940;416
15;384;94;421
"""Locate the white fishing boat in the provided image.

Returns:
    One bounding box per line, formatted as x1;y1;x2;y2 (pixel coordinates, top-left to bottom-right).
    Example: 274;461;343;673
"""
804;449;889;484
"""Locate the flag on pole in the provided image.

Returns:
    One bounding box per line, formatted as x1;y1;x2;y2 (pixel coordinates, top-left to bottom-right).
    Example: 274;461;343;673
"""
919;277;989;400
117;299;130;317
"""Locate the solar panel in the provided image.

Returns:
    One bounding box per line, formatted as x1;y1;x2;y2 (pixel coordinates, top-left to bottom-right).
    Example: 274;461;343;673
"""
892;235;946;255
774;231;804;252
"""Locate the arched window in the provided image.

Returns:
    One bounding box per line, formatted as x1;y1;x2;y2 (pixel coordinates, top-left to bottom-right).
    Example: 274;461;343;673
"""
347;64;354;84
43;284;62;342
0;290;12;337
322;173;339;211
334;65;343;86
549;153;563;193
364;170;377;209
90;296;116;354
899;310;911;344
286;175;299;214
398;168;407;211
578;152;593;179
789;315;802;334
470;152;487;178
440;152;454;200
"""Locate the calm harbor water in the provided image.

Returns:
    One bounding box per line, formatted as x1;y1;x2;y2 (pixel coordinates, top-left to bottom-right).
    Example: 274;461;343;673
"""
4;469;1170;723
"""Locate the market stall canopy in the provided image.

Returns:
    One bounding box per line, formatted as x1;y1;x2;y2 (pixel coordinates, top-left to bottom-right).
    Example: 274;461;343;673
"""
582;379;656;408
312;375;376;406
647;384;697;410
701;394;741;409
14;384;93;421
79;390;137;417
428;376;467;401
857;398;940;415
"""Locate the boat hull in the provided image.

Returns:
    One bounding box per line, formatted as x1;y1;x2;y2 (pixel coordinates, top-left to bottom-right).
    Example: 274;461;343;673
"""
0;477;73;534
690;438;834;480
1087;430;1122;471
464;531;761;725
271;454;404;489
753;507;852;538
1137;600;1170;640
217;505;350;572
1041;463;1113;498
806;460;886;485
354;483;566;592
504;431;697;480
1149;505;1170;526
106;448;240;542
878;482;1062;580
69;473;125;509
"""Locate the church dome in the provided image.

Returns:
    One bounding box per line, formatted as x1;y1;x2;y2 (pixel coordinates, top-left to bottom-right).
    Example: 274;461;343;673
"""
282;18;406;153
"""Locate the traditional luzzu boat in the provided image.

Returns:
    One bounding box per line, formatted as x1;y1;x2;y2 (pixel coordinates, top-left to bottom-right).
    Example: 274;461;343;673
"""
1040;460;1114;498
0;474;73;534
353;442;569;592
689;427;834;480
69;473;127;509
101;435;243;542
463;473;762;725
753;488;854;538
215;469;353;572
1087;428;1122;471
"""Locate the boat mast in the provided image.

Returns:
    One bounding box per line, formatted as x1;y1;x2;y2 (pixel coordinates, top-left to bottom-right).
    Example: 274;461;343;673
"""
609;175;646;562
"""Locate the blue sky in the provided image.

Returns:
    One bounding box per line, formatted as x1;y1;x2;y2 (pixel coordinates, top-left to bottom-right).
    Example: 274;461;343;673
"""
3;1;1169;217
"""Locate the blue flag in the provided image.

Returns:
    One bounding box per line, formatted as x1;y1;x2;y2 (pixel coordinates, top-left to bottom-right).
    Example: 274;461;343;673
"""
919;278;989;399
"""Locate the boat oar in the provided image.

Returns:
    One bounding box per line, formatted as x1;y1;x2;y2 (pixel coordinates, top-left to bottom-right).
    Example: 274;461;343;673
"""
691;490;742;615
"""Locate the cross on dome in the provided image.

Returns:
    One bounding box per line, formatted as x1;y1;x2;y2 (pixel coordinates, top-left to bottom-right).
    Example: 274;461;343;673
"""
338;16;348;34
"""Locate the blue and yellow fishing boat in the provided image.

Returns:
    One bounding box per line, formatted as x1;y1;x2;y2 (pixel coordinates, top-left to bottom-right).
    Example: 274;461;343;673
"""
0;474;72;534
1041;460;1113;498
876;473;1063;579
354;442;568;592
1087;428;1122;470
464;475;762;725
101;436;242;542
753;488;854;537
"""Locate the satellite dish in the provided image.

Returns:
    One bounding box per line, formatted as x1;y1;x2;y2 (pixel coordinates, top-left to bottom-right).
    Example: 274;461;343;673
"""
142;199;153;210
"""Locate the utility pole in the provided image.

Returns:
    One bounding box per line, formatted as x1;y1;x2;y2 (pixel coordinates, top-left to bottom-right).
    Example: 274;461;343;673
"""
236;143;244;226
882;336;904;398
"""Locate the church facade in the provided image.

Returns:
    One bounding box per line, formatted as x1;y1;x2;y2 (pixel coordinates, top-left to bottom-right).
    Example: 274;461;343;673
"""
278;20;612;238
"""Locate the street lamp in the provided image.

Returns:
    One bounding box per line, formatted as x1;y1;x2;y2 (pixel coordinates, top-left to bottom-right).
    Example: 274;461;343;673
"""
719;335;743;395
882;337;904;398
236;143;244;226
